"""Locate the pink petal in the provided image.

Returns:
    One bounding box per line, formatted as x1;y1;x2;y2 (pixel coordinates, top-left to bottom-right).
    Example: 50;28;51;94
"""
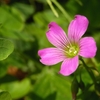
46;22;69;48
38;48;66;65
79;37;97;58
68;15;89;42
59;56;79;76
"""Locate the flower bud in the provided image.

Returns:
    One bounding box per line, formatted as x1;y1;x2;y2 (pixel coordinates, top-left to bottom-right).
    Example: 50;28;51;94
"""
71;78;79;100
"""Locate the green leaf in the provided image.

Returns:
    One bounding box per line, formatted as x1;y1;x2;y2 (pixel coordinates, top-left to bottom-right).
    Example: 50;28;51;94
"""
0;63;8;78
0;5;24;31
33;70;55;98
32;67;72;100
0;90;12;100
0;38;14;61
52;74;71;100
13;3;34;20
0;78;31;99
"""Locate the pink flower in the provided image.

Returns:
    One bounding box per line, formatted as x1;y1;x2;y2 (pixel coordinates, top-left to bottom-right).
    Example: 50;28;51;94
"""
38;15;97;76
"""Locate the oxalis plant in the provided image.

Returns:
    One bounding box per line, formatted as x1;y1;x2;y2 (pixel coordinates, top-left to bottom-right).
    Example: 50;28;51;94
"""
38;15;98;100
0;0;100;100
38;0;100;99
38;0;100;100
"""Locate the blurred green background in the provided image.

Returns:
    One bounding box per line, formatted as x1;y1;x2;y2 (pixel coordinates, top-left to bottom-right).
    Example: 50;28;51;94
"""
0;0;100;100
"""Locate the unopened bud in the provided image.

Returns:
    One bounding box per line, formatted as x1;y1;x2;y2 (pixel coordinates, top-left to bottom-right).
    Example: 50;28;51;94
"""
71;78;79;100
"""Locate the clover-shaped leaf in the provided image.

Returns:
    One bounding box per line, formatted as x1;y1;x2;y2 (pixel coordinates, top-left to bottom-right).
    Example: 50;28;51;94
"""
0;38;14;61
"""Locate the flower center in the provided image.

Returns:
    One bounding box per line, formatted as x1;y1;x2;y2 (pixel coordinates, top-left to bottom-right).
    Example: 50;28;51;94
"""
64;44;79;58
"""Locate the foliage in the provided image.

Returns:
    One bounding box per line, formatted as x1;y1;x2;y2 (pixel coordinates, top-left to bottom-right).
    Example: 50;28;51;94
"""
0;90;12;100
0;0;100;100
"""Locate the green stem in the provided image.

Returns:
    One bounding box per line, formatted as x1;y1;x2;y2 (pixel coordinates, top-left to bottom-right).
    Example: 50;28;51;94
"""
51;0;72;22
80;58;96;84
46;0;59;17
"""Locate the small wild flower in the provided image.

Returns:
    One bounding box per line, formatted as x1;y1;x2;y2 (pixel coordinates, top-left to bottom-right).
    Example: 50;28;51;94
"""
38;15;97;76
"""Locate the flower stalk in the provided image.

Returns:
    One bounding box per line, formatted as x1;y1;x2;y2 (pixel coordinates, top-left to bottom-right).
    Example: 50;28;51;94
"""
51;0;71;22
46;0;59;17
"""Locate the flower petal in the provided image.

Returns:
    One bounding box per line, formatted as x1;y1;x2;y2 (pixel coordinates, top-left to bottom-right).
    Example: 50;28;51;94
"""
46;22;68;48
38;48;66;65
79;37;97;58
59;56;79;76
68;15;89;42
